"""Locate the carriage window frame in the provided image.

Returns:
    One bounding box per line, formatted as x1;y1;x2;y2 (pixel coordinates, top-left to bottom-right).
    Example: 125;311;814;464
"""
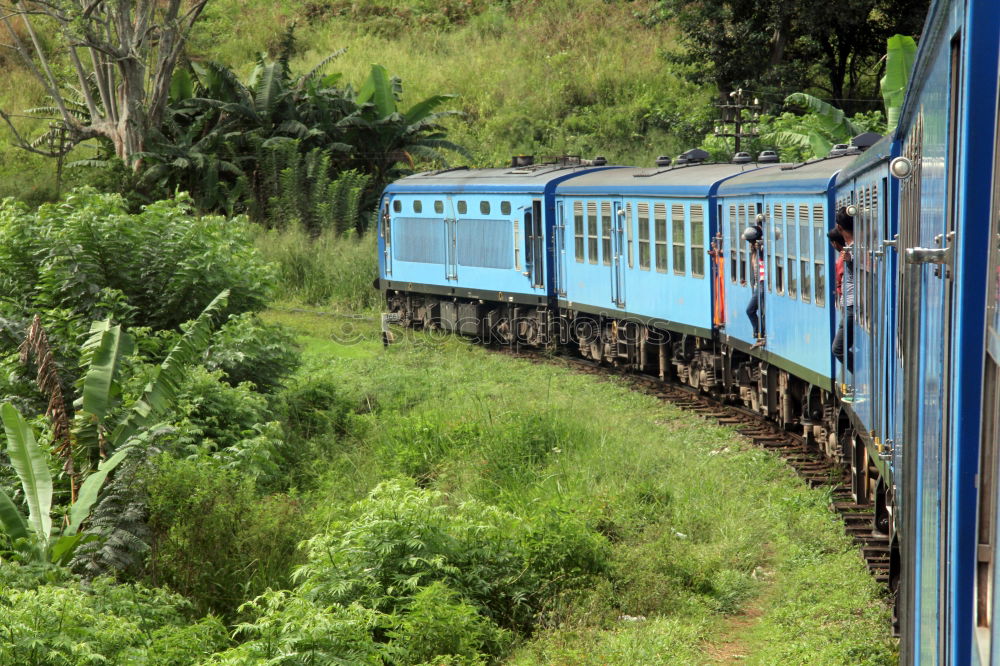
690;205;705;278
501;201;511;215
773;204;784;294
654;203;668;273
729;205;738;283
574;201;585;263
638;203;651;270
799;203;811;303
785;204;797;299
601;202;613;266
393;200;402;213
587;202;599;265
480;200;491;215
413;199;423;214
457;200;468;215
672;204;686;275
434;200;444;214
626;203;635;269
738;203;748;283
813;204;826;306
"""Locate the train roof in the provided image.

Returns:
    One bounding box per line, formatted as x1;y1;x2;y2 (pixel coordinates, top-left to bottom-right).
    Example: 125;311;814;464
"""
715;154;858;196
835;135;896;184
383;164;619;193
554;162;768;198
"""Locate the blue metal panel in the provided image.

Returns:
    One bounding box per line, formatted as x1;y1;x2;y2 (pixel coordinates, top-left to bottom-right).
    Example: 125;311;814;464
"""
395;217;447;264
457;219;513;269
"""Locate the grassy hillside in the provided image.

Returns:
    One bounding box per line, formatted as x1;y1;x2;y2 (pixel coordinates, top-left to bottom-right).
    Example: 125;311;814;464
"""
0;0;713;202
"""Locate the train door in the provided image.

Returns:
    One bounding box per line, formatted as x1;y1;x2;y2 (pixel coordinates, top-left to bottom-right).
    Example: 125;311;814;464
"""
554;201;568;297
612;199;627;307
381;196;393;277
524;200;545;289
444;197;458;280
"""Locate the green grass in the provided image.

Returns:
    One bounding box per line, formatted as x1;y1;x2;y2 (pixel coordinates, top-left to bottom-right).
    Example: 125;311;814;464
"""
262;307;897;664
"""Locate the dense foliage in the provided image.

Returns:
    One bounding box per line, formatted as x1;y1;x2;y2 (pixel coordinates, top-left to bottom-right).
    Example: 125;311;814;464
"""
647;0;928;115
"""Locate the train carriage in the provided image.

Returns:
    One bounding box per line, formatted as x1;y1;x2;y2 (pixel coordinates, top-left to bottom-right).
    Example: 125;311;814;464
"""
378;160;614;342
556;162;758;370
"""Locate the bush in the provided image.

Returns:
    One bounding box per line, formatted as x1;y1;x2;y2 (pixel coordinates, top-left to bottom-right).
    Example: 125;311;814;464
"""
0;188;275;331
143;456;306;619
204;312;301;393
0;564;229;664
294;479;609;634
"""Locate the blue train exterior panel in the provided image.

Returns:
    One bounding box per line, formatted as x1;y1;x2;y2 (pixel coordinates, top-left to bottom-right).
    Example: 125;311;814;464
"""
716;158;851;388
553;164;760;335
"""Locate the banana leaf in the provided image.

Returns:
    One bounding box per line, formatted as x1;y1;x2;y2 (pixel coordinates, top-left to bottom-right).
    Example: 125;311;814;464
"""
66;446;131;536
1;403;52;543
880;35;917;131
0;487;28;542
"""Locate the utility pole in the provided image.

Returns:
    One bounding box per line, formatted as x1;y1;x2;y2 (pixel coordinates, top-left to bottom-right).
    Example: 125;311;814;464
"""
713;88;761;155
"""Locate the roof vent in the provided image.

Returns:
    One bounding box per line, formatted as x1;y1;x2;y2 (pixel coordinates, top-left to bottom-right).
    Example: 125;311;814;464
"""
678;148;710;164
732;151;752;164
511;155;534;167
850;132;882;151
828;144;849;157
591;155;607;166
655;155;672;167
757;150;779;163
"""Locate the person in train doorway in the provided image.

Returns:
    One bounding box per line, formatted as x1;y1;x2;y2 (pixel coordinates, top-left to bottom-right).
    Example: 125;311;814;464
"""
831;208;856;384
744;218;766;349
827;227;846;306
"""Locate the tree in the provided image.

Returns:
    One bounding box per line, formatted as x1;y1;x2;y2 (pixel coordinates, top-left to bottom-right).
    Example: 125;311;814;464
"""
0;0;210;166
656;0;928;114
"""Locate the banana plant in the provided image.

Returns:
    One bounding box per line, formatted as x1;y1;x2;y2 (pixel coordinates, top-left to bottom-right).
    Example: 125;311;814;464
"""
0;403;127;565
770;93;865;158
0;290;230;566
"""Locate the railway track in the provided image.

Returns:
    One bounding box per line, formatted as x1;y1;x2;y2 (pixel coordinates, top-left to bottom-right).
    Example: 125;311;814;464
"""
495;346;891;589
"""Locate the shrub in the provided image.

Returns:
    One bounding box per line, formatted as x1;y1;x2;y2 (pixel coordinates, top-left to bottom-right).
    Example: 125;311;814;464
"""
204;312;301;393
143;456;306;619
0;564;229;664
0;189;275;331
294;479;609;634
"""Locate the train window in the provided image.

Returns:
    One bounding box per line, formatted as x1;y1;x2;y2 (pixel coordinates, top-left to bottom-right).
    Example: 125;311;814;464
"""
672;204;686;275
574;202;585;263
457;200;468;215
393;200;401;213
587;202;598;264
626;203;635;269
729;205;738;283
774;204;784;293
601;202;612;266
480;201;491;215
785;204;797;299
690;205;705;278
501;201;511;215
738;203;747;283
434;200;444;214
860;187;870;331
638;203;651;270
654;203;668;272
764;205;773;292
799;204;811;303
813;204;826;306
413;200;423;213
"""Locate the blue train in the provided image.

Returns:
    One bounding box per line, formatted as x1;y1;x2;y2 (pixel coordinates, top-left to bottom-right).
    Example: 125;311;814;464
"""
377;0;1000;661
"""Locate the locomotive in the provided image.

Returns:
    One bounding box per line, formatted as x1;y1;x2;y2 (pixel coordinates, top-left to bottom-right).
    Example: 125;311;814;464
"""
377;0;1000;662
